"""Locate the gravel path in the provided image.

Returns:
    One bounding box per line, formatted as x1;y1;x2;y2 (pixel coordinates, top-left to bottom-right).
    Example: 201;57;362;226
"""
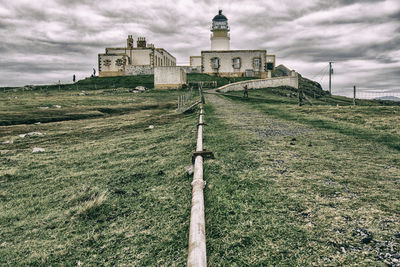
206;93;310;138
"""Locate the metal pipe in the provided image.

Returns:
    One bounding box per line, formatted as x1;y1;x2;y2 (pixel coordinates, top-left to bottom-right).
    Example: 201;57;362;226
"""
187;107;207;267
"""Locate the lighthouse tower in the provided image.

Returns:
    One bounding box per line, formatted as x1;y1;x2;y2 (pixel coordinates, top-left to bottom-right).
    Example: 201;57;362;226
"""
210;10;230;50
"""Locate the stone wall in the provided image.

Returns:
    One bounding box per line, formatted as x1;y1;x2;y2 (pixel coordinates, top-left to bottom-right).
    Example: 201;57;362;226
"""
125;65;154;75
217;74;299;93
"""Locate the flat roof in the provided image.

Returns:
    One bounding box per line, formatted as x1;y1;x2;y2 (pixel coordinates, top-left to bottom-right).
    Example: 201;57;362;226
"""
201;49;267;53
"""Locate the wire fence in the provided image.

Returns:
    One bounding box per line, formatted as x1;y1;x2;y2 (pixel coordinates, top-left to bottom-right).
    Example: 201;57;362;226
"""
177;87;194;111
333;90;400;100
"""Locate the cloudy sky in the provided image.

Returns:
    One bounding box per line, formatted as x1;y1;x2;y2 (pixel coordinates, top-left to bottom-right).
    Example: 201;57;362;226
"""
0;0;399;95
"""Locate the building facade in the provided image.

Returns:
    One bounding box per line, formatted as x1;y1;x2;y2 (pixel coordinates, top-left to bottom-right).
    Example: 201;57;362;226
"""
98;36;176;77
190;10;276;78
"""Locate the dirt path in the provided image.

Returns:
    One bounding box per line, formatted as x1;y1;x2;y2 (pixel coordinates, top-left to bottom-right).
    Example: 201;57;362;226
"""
206;93;310;139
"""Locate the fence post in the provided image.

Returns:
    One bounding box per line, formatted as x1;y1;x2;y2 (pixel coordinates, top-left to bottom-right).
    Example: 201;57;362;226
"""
353;85;356;106
199;83;205;104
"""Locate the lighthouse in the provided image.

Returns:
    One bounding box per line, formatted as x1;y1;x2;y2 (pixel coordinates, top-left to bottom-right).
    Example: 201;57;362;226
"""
210;10;230;50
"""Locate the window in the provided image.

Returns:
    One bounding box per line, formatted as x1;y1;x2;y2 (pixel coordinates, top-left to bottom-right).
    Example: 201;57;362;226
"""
232;58;241;69
116;59;123;66
211;57;219;69
104;59;111;67
253;58;261;70
266;63;274;70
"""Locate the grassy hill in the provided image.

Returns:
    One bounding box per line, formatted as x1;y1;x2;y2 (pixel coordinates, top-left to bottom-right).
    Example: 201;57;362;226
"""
1;75;399;265
2;73;258;92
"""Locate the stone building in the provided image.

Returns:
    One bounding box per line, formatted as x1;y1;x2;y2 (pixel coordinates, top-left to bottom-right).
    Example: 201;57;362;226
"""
98;36;176;77
190;10;276;78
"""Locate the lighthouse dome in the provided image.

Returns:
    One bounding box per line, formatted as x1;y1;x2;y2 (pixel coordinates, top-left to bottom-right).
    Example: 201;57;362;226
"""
211;10;229;31
213;10;227;21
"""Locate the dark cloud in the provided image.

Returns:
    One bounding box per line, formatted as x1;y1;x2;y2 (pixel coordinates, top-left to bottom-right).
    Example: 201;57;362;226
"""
0;0;399;93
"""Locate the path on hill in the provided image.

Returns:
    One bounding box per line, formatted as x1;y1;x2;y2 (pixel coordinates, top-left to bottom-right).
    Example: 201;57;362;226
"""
205;93;309;138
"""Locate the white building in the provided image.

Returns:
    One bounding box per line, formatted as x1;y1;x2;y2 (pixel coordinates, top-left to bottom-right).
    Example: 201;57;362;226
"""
98;36;176;77
190;10;276;78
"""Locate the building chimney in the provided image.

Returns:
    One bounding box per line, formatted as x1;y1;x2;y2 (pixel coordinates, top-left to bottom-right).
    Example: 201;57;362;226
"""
127;35;134;49
137;37;147;48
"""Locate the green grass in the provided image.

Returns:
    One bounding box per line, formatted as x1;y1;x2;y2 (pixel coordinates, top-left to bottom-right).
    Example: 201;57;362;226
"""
223;88;400;151
2;73;259;93
0;88;198;265
1;82;399;265
0;88;183;126
203;92;400;265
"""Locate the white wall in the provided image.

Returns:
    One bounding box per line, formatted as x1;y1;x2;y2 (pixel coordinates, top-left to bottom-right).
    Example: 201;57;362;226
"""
217;75;299;93
202;50;266;74
131;49;152;65
211;37;230;50
154;67;186;88
106;48;126;54
190;57;202;67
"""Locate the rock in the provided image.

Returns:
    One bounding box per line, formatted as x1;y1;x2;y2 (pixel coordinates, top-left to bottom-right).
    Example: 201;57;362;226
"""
54;105;61;108
290;142;295;145
19;132;43;138
32;147;45;153
2;140;13;144
291;138;297;141
148;125;154;129
78;91;87;96
353;227;373;244
27;132;43;136
135;86;147;91
186;164;194;175
38;106;49;110
34;122;41;125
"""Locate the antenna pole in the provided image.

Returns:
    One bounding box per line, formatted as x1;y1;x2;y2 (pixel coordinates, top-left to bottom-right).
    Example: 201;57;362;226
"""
329;62;333;94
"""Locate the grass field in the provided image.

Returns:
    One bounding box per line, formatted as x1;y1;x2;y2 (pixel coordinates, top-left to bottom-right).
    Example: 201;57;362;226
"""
205;89;399;265
0;87;198;265
1;78;399;265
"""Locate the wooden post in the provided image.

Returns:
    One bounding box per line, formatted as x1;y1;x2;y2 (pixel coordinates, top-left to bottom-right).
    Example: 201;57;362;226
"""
298;88;302;106
353;85;356;106
199;83;205;104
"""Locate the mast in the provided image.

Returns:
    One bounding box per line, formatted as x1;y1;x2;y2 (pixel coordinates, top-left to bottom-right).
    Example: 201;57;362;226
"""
329;61;334;94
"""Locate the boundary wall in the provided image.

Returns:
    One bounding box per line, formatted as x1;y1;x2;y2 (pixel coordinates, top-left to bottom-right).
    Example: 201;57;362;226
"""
217;74;299;93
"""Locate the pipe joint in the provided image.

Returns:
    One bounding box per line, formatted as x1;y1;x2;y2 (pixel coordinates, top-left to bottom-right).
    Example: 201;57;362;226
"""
191;179;205;188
